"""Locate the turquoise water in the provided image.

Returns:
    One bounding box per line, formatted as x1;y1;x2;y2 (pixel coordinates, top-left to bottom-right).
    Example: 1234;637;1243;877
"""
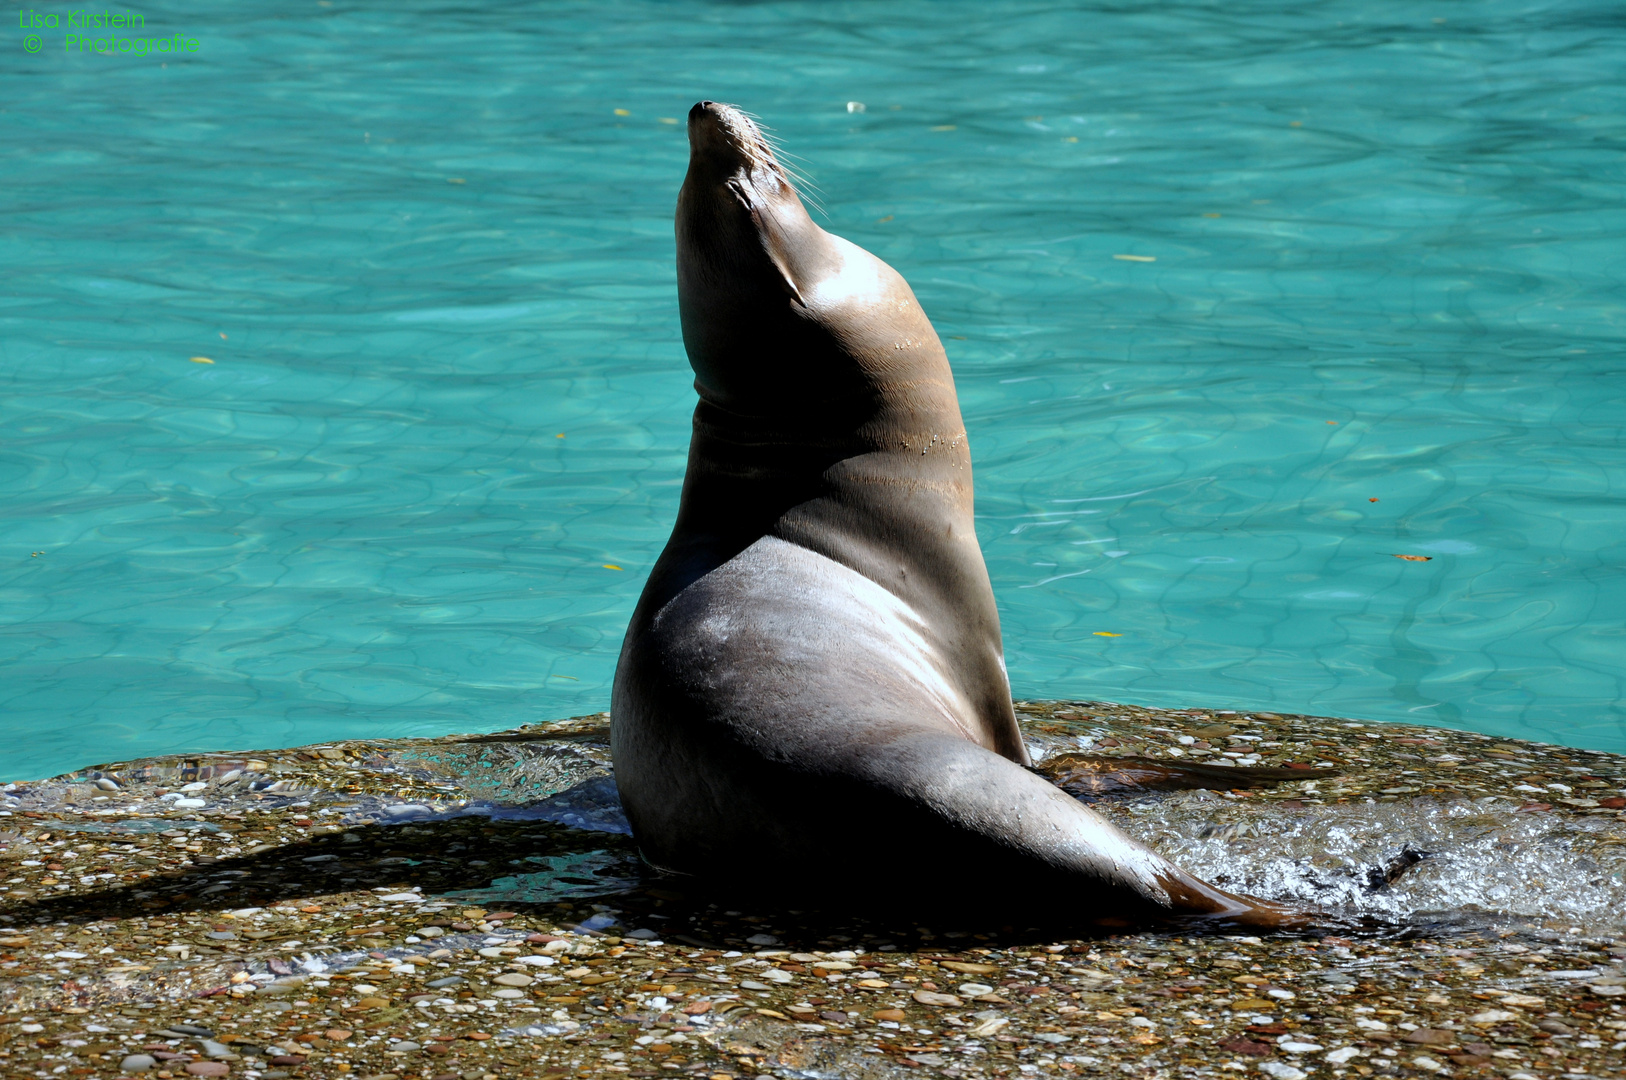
3;0;1623;781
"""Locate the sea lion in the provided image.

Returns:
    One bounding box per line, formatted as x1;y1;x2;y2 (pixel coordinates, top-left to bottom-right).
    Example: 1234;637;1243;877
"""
610;101;1295;926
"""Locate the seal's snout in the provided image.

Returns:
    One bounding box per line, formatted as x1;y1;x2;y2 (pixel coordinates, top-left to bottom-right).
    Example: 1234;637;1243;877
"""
687;100;784;182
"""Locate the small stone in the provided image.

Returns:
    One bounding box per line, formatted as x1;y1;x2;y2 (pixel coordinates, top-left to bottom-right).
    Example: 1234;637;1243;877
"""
200;1040;240;1060
1468;1010;1519;1024
912;990;961;1007
872;1009;906;1021
122;1054;158;1072
427;976;464;988
492;973;533;987
492;989;526;999
356;997;389;1008
1403;1029;1455;1045
1280;1041;1322;1053
207;931;238;940
739;980;770;991
164;1026;217;1038
959;982;994;996
185;1063;230;1077
1257;1064;1306;1080
968;1015;1008;1037
1324;1047;1360;1065
389;1042;422;1052
268;1056;306;1066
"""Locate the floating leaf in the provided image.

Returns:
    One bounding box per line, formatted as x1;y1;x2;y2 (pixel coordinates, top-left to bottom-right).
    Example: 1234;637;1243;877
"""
614;108;630;116
189;356;214;364
1391;554;1433;562
603;564;623;570
1113;254;1155;262
1094;631;1123;637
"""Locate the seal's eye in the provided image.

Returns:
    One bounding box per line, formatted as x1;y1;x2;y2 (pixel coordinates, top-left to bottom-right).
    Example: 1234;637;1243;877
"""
725;178;757;213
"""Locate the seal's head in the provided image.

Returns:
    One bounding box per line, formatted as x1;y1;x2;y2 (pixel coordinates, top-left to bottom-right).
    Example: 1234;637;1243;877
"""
677;102;926;420
677;101;825;318
684;101;793;198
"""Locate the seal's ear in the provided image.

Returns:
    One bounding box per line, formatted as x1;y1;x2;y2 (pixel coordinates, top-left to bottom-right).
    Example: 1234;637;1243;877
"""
727;178;806;307
762;246;807;308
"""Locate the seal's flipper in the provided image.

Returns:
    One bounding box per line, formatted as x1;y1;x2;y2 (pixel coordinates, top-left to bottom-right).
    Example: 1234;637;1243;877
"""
1039;754;1338;801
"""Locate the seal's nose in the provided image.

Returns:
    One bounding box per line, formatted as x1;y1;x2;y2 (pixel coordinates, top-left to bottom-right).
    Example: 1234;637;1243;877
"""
687;101;733;156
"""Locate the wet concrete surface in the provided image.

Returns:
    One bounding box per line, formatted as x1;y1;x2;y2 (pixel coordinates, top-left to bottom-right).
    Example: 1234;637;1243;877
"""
2;703;1624;1079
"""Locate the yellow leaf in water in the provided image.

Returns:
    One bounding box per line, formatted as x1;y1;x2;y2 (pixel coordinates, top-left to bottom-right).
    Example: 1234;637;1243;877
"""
556;433;566;438
658;117;679;125
875;215;894;223
603;564;623;570
1204;213;1222;218
614;109;630;116
448;178;466;184
1064;136;1078;142
1113;254;1155;262
931;125;957;131
1094;632;1123;637
1390;554;1433;562
189;356;214;364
